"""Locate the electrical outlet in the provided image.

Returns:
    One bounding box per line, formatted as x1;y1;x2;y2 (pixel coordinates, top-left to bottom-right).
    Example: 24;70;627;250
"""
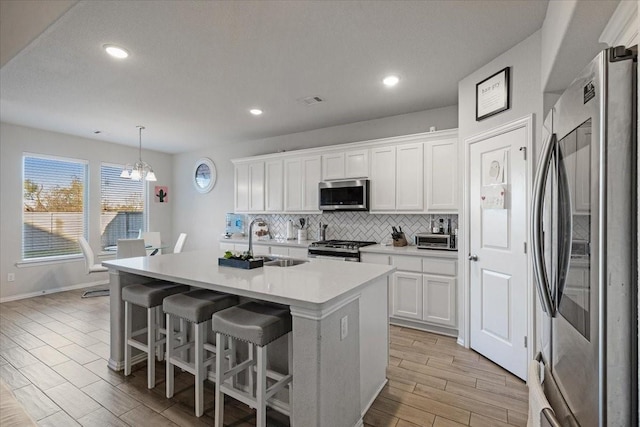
340;315;348;340
7;273;15;282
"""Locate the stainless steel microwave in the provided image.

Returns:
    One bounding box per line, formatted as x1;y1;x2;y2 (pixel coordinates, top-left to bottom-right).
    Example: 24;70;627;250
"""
319;179;369;211
415;233;457;251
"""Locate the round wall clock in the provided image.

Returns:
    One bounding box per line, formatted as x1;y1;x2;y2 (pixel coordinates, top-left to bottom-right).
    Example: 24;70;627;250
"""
193;157;216;193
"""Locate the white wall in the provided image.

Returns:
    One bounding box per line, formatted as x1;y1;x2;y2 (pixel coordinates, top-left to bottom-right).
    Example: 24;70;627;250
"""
456;30;544;346
172;106;458;252
0;122;173;301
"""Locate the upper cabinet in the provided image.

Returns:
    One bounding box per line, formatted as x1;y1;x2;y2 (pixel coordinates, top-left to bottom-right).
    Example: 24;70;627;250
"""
370;146;397;211
234;161;264;212
264;159;284;212
232;129;458;214
371;142;424;212
322;149;370;180
424;138;458;212
284;156;321;212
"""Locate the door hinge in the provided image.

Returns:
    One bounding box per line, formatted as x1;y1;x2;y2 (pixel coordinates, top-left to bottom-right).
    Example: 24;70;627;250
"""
524;336;528;348
519;146;527;160
524;242;527;254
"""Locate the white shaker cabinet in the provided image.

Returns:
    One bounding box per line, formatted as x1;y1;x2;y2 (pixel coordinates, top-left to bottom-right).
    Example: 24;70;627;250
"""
284;156;321;212
396;143;424;211
362;251;457;333
425;138;458;212
322;152;345;181
392;272;423;320
371;143;423;212
370;146;397;211
265;159;284;212
234;161;265;212
322;149;369;180
423;274;456;327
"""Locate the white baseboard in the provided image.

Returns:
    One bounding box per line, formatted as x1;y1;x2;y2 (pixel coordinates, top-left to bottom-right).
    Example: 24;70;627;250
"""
361;378;387;416
0;279;109;303
389;317;458;338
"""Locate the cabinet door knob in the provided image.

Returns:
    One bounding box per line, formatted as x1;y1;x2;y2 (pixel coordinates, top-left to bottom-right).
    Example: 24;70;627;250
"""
468;254;478;262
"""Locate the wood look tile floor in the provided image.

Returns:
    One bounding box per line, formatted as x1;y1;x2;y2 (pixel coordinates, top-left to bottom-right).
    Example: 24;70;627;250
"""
0;288;528;426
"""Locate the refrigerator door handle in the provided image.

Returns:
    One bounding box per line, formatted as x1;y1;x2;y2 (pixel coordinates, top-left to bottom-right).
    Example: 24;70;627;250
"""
532;132;556;316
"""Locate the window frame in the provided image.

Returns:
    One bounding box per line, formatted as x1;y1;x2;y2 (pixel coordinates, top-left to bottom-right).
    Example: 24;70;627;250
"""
21;152;89;262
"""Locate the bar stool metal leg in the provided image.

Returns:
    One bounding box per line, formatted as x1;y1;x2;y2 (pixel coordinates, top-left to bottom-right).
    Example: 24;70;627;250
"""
147;307;156;389
256;345;267;427
214;333;224;427
165;311;175;398
124;301;132;376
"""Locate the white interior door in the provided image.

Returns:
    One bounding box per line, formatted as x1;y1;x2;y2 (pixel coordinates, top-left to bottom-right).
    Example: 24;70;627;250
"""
469;125;529;380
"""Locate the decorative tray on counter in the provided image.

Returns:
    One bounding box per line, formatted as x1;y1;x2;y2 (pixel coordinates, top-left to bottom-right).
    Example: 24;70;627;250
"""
218;257;264;270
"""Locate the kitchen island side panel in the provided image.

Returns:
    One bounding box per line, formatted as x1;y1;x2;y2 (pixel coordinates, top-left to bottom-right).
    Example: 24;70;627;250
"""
291;299;361;427
359;275;389;413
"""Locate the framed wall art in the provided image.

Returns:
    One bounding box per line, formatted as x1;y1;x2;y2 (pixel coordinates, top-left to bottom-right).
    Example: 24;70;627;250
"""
476;67;510;121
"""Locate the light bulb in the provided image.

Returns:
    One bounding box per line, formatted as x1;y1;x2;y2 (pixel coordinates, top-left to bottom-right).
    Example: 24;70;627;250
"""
104;45;129;59
383;75;400;87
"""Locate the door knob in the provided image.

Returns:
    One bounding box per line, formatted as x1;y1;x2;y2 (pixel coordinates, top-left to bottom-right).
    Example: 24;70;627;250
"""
468;254;478;262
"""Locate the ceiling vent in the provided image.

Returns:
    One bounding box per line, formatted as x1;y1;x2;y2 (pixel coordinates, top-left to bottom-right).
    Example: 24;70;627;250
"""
299;96;324;106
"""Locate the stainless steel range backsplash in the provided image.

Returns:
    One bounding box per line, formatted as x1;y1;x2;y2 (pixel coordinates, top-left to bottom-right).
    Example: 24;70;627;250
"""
246;212;458;244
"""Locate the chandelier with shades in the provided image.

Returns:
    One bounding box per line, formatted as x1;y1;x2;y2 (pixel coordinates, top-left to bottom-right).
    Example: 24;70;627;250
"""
120;125;157;181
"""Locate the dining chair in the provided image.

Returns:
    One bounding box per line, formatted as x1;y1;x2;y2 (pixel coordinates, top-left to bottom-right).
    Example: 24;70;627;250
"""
142;231;162;255
79;236;109;298
117;239;147;259
173;233;187;253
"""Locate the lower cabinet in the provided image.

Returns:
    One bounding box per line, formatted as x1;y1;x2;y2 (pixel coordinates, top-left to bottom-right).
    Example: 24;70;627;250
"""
361;252;457;331
392;271;423;320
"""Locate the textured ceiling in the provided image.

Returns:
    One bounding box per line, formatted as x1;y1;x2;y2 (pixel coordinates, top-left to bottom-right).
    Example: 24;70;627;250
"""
0;1;549;154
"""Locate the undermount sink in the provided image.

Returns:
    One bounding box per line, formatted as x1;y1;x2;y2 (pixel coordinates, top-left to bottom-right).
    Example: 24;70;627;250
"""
262;257;308;267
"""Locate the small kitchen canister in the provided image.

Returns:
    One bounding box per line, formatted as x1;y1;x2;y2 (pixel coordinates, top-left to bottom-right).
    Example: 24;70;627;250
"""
297;229;306;242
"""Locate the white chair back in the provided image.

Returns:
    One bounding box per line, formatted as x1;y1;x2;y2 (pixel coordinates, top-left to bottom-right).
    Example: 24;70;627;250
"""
78;236;108;274
117;239;147;259
173;233;187;253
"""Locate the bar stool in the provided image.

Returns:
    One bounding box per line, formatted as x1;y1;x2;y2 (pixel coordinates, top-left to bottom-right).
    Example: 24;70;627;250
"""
212;301;293;427
122;281;190;389
163;289;239;417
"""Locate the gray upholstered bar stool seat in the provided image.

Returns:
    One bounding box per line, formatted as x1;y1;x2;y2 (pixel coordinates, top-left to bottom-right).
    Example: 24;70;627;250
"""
163;289;238;417
122;281;190;389
212;301;293;427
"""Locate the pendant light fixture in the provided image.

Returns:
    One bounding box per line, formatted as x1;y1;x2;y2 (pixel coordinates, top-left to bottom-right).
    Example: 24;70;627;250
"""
120;125;157;181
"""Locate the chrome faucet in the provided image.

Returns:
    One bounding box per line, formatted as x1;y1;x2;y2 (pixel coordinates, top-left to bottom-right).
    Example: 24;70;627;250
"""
247;217;267;258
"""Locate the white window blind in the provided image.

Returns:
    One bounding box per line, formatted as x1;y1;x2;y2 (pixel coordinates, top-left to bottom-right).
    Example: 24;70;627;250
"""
100;163;145;249
22;154;88;260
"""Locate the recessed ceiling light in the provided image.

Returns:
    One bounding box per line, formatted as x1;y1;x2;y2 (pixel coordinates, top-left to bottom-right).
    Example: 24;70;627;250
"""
249;109;263;116
383;75;400;87
103;44;129;59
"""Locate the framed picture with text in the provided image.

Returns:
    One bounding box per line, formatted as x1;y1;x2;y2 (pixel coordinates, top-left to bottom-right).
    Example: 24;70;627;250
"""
476;67;510;121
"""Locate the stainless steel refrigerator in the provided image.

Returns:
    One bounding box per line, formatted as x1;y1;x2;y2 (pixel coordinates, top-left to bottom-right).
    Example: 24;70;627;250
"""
532;46;637;426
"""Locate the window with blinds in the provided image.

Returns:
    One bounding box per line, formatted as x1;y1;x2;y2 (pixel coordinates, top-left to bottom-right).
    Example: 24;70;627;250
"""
100;163;145;249
22;154;88;260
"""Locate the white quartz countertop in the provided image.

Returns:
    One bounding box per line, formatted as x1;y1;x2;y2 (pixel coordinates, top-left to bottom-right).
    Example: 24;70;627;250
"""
104;250;395;309
360;244;458;259
220;237;314;248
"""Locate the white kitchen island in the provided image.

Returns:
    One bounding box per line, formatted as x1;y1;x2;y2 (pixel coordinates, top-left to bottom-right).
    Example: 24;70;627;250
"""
103;251;394;427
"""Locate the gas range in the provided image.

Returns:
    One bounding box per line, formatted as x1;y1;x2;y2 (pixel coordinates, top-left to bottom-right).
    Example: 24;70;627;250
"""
308;240;377;262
